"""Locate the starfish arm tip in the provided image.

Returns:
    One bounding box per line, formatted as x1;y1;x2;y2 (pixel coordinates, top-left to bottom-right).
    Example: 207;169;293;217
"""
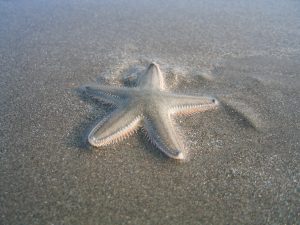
212;98;219;105
174;152;185;160
88;136;98;147
163;148;185;160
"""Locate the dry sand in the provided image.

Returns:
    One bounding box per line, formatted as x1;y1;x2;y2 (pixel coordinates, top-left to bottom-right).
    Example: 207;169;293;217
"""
0;0;299;224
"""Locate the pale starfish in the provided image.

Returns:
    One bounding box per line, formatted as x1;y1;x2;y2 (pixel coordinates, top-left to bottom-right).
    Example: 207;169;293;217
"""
83;63;219;160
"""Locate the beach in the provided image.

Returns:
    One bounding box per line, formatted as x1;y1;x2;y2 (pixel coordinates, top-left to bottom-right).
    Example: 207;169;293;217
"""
0;0;299;224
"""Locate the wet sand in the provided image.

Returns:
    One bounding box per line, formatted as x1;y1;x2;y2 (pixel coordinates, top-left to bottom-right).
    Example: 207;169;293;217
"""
0;0;299;224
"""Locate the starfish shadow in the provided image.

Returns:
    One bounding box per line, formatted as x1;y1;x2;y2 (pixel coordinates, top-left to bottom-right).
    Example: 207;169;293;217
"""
66;88;115;151
220;102;257;130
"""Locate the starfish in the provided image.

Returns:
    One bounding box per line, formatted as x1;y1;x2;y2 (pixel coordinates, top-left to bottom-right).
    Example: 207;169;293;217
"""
83;63;218;160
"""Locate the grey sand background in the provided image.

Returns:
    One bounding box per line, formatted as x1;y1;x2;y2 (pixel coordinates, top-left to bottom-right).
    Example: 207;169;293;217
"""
0;0;299;224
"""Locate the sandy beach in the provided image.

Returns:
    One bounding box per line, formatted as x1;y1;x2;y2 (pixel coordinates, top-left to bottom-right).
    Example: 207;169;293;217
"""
0;0;299;224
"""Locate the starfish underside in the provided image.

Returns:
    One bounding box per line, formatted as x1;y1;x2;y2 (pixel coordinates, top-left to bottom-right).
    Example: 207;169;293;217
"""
83;63;218;160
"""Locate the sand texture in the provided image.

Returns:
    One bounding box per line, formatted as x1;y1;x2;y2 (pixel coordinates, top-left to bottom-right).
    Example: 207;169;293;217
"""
0;0;299;224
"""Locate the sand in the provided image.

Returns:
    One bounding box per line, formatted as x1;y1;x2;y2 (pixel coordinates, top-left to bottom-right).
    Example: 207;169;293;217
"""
0;0;299;224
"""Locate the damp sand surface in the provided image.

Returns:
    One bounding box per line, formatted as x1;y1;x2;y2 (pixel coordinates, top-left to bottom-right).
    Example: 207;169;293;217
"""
0;0;299;224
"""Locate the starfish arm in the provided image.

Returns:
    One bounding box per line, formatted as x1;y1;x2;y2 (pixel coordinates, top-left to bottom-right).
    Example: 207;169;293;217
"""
138;62;166;90
143;113;185;160
88;107;142;147
165;93;219;115
82;84;131;105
